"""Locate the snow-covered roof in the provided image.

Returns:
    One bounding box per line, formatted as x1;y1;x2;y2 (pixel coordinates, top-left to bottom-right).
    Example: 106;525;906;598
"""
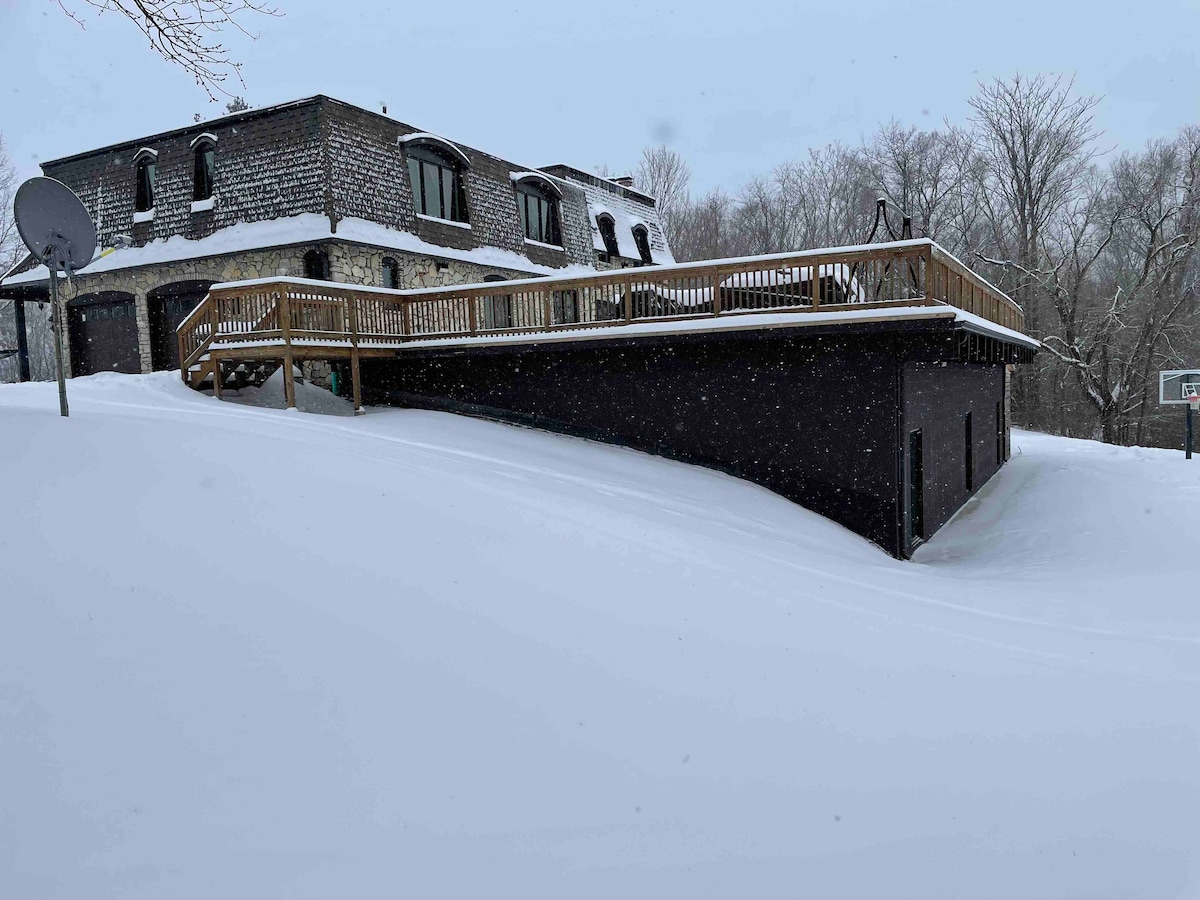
554;173;674;265
396;132;472;167
509;172;563;199
0;213;594;289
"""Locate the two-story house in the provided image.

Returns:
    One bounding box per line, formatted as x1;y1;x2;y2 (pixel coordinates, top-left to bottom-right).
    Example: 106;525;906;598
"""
0;95;672;379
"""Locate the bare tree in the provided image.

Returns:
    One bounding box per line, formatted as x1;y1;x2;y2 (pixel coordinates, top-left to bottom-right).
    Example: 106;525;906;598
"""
967;75;1103;428
55;0;281;98
0;135;19;275
968;75;1103;328
671;190;736;262
861;122;982;257
635;145;690;246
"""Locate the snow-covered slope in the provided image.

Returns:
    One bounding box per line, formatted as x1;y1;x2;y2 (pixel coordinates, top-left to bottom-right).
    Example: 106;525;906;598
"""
1;374;1197;900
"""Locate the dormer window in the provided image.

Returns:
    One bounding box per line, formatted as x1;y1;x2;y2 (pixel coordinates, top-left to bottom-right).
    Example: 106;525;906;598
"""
597;214;619;257
405;142;469;224
134;150;157;213
632;225;653;265
381;257;400;289
192;138;216;202
514;177;562;246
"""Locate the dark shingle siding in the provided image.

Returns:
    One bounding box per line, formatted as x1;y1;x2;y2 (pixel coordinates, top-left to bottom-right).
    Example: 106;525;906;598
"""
42;101;325;249
32;96;663;271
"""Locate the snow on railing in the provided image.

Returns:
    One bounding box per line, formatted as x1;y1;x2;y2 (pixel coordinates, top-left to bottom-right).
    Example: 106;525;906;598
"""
177;240;1024;382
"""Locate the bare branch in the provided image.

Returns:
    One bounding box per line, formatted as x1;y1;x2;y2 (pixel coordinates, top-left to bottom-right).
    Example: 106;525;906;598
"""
54;0;281;99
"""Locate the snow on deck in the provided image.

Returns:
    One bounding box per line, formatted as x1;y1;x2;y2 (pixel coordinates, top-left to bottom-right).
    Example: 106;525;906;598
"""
386;305;1038;352
0;373;1196;899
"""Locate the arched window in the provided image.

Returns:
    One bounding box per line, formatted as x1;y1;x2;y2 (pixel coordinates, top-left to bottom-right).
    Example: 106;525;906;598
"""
193;139;216;201
381;257;400;289
405;142;469;224
513;176;562;246
303;249;331;281
597;214;619;257
632;225;653;265
134;151;157;213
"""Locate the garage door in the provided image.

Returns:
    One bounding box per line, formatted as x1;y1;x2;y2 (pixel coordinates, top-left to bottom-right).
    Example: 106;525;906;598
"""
149;282;212;371
68;293;140;376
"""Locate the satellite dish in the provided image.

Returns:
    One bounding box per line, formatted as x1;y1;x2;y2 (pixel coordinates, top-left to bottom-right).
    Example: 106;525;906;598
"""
14;177;97;274
12;176;97;418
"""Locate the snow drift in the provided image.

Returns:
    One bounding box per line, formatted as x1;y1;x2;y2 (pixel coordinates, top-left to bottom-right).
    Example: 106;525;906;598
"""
1;373;1197;899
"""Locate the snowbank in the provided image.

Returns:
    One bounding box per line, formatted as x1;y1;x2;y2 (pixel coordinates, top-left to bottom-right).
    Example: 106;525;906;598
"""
220;366;356;417
0;374;1197;899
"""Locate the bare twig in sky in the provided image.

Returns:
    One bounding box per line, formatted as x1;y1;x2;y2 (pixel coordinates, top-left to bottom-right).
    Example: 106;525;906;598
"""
54;0;281;99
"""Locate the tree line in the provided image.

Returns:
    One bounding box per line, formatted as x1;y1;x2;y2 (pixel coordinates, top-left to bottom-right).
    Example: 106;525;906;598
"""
635;75;1200;449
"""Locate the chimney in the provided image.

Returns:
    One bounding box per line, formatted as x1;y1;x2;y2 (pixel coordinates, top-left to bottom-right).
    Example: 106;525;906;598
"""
611;175;635;187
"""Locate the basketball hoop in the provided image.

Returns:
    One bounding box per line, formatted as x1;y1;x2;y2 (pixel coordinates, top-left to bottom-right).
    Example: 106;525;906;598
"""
1190;395;1200;411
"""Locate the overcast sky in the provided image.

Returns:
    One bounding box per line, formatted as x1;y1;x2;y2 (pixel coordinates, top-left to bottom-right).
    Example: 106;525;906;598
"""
1;0;1197;196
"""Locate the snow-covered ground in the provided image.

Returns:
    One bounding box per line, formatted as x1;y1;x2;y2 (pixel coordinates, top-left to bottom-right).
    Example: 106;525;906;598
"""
1;373;1197;900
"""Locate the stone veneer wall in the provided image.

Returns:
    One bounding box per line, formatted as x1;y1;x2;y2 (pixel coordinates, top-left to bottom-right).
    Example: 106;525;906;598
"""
54;241;543;378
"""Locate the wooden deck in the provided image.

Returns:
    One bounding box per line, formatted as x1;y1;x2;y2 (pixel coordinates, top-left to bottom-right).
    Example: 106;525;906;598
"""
177;238;1024;410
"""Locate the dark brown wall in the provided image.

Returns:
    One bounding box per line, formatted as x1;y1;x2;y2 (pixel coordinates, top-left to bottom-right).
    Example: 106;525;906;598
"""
358;322;1018;557
361;326;910;554
902;361;1006;546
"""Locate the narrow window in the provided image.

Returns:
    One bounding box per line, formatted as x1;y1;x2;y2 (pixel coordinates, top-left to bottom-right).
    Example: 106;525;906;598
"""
135;156;157;212
193;141;215;201
632;225;653;265
964;412;974;492
597;215;619;257
304;249;331;281
406;145;468;223
382;257;400;289
908;429;924;543
517;184;562;246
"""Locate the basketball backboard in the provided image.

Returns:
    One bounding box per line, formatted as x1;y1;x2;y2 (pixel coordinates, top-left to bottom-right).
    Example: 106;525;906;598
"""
1159;369;1200;405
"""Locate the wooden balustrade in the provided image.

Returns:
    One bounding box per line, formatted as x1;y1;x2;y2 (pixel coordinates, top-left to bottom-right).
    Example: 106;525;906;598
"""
178;239;1025;397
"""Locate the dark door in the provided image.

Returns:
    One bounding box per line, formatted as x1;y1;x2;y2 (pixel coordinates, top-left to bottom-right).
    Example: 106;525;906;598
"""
907;428;925;547
149;281;212;371
68;293;140;376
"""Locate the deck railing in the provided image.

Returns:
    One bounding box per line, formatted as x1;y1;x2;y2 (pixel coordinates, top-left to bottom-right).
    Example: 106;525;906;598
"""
178;239;1023;381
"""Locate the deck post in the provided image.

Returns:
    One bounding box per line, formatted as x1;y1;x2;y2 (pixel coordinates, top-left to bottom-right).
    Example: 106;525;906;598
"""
212;357;222;400
346;285;364;414
278;289;296;409
350;350;363;413
711;268;722;315
14;300;30;382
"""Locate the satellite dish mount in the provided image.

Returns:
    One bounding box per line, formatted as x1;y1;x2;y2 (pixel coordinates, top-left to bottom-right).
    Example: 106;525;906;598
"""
13;177;98;418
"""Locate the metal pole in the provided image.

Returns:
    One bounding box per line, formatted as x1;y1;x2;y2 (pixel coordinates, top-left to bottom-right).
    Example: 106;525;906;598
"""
47;261;69;418
1187;403;1194;460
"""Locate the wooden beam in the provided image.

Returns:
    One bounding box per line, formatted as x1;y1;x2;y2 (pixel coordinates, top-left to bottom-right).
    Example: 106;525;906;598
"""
350;349;362;414
279;289;296;410
13;300;30;382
